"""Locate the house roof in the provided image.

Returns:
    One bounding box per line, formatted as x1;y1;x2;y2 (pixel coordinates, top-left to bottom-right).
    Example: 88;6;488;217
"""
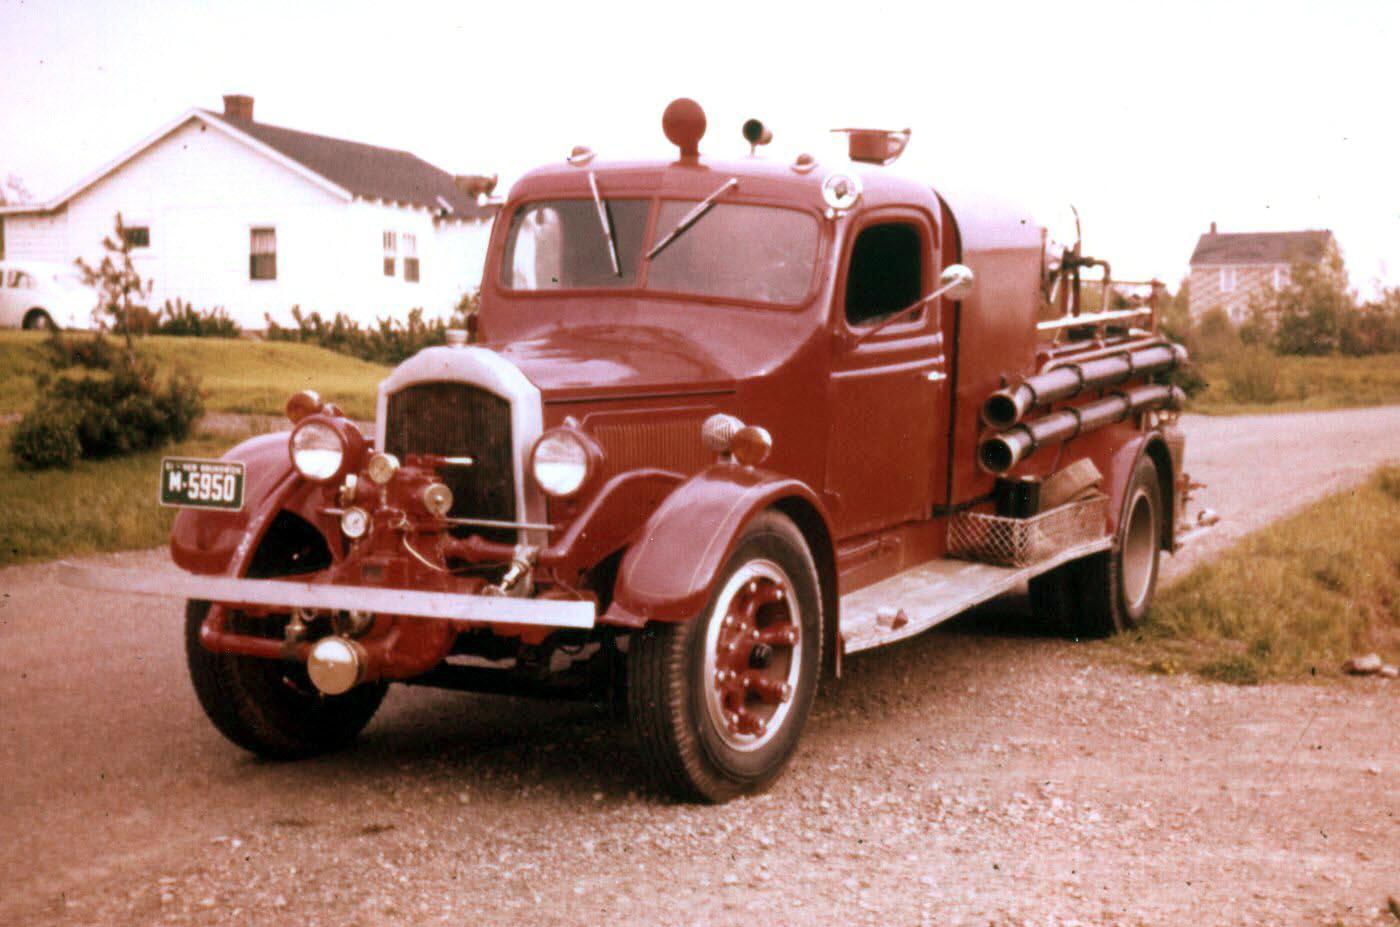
199;110;494;220
1189;229;1333;266
0;108;496;221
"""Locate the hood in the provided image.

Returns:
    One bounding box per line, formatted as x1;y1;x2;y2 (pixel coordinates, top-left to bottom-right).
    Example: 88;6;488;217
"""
487;324;742;402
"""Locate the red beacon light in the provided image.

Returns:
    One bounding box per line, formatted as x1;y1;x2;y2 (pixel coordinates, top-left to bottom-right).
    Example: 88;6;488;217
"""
662;97;707;160
831;127;912;165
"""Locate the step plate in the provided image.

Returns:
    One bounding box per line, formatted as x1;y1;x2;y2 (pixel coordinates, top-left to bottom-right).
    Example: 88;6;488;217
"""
838;538;1112;654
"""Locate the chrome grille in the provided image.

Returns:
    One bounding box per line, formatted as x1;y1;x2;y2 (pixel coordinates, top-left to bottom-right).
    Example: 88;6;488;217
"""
384;382;514;540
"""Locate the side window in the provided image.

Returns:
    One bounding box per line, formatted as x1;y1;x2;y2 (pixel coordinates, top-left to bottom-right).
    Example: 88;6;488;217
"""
250;228;277;280
844;223;923;326
383;231;397;277
403;233;419;283
123;226;151;249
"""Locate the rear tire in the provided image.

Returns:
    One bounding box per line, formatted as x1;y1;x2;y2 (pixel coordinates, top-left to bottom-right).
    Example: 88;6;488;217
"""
22;309;55;331
627;511;823;803
1029;455;1162;639
185;600;386;759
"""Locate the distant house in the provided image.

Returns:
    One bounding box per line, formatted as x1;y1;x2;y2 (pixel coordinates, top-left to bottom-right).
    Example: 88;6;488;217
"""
0;95;499;328
1187;223;1337;322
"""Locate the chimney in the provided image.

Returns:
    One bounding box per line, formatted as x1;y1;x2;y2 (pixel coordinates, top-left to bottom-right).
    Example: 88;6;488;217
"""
222;94;254;122
1209;221;1218;235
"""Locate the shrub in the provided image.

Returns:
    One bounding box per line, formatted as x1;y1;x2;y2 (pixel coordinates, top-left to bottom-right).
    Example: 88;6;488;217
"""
1187;307;1242;363
265;296;478;365
1223;347;1281;404
150;299;242;338
43;329;122;370
1166;362;1209;399
10;338;204;470
10;409;81;470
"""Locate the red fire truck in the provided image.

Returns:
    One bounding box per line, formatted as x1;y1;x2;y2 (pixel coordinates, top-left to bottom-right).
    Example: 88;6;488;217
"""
75;99;1199;802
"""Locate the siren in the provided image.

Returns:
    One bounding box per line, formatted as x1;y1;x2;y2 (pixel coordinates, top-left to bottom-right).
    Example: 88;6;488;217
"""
831;128;911;165
662;98;707;159
742;118;773;155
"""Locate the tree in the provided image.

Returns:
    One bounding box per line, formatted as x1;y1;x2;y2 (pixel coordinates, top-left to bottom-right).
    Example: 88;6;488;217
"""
75;213;152;350
1252;250;1354;356
1342;287;1400;356
0;173;33;206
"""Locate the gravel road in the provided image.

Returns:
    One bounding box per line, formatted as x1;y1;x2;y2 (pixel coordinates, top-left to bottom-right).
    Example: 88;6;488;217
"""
2;407;1397;927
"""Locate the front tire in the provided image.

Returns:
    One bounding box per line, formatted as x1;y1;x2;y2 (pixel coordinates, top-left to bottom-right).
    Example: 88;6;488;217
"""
185;600;386;759
1029;455;1163;638
627;511;823;803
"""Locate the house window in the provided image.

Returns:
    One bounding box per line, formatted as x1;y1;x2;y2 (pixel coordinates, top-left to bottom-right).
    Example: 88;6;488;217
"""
1219;267;1237;293
403;233;419;283
844;223;923;326
123;226;151;249
383;230;397;277
1272;266;1287;289
250;227;277;280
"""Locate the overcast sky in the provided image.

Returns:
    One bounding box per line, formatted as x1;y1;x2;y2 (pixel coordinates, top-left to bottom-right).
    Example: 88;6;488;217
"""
2;0;1396;294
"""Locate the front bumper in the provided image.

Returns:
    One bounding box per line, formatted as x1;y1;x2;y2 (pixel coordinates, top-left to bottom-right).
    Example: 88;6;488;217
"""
61;561;596;629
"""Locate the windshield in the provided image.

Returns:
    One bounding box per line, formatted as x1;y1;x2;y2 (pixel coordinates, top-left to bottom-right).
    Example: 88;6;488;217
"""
500;197;819;305
646;201;817;304
502;199;648;290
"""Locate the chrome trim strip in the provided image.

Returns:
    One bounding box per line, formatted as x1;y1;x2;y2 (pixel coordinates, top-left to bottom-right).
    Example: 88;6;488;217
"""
60;562;595;629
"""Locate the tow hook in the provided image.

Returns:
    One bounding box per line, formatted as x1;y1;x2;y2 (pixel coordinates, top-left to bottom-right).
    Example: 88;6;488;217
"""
281;608;313;660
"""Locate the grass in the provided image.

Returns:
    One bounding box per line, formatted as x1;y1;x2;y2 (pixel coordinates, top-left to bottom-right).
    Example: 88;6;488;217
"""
0;331;388;421
0;424;252;567
1106;465;1400;683
1188;351;1400;416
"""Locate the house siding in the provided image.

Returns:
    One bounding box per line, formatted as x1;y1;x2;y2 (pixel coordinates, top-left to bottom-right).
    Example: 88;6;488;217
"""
1188;263;1285;321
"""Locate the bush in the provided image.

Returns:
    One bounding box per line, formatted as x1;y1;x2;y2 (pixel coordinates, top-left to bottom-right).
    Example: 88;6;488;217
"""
10;338;204;470
152;299;242;338
10;410;81;470
1166;361;1209;399
1187;307;1242;363
1223;347;1281;404
43;329;122;370
265;295;478;365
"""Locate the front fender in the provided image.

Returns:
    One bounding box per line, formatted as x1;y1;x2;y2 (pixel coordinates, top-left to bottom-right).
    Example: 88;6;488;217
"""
604;464;830;626
170;432;298;575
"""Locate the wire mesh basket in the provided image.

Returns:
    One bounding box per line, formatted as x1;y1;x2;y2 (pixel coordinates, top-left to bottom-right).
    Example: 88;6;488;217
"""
948;494;1109;568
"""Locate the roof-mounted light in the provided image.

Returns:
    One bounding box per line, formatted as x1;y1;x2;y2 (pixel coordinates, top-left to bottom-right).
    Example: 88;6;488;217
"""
831;128;911;165
662;98;707;160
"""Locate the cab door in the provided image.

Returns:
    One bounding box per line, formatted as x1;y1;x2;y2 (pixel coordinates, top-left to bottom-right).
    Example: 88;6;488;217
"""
824;209;949;538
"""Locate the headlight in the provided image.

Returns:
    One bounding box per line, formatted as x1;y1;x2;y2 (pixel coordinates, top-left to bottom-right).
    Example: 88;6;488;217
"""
531;429;594;498
291;421;345;481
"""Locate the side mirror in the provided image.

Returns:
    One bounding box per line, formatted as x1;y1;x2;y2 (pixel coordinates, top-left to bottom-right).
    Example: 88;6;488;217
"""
938;264;975;302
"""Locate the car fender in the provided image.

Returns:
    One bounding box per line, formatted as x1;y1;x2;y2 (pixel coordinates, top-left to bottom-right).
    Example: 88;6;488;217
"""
603;464;832;626
170;432;300;575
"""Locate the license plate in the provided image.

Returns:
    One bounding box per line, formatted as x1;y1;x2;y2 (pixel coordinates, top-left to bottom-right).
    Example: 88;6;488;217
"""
159;457;245;511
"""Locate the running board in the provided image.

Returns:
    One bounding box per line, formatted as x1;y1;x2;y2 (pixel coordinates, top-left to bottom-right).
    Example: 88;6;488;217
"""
838;537;1113;654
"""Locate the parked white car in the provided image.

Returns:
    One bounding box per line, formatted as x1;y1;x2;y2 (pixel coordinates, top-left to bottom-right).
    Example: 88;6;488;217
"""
0;261;98;329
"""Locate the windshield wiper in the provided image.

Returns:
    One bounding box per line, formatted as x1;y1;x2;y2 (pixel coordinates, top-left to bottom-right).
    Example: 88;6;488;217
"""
588;171;621;277
645;178;738;260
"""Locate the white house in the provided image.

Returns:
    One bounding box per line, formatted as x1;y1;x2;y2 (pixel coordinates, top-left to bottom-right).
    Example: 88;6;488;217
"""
0;95;498;329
